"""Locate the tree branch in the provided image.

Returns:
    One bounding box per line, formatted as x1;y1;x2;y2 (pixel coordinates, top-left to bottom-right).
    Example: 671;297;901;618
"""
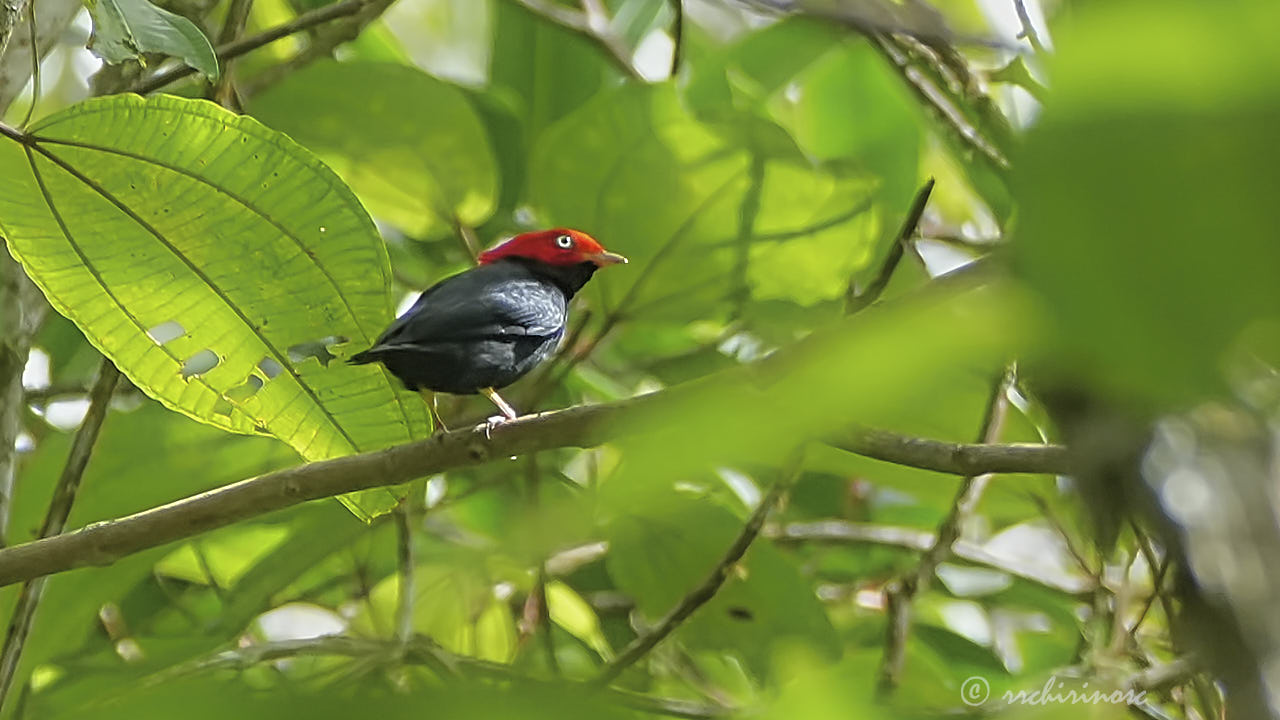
140;634;730;718
846;178;935;314
592;452;802;687
878;366;1015;692
0;373;1069;590
1012;0;1046;54
872;34;1011;174
769;520;1093;596
128;0;375;95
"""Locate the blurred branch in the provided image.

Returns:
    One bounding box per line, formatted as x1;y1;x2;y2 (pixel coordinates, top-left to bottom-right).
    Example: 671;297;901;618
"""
393;504;417;646
0;253;47;548
770;520;1093;596
143;634;730;718
242;0;396;95
129;0;377;95
0;358;118;712
729;0;1004;48
1027;492;1095;576
669;0;683;76
709;197;875;248
0;338;1067;590
1011;0;1046;54
506;0;645;81
592;452;802;687
873;34;1011;174
730;154;765;318
830;426;1067;475
846;178;934;314
22;381;138;403
879;366;1015;693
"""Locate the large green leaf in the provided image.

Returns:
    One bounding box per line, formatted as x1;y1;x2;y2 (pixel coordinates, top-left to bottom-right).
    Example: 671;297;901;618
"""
86;0;219;80
251;61;499;237
0;94;430;519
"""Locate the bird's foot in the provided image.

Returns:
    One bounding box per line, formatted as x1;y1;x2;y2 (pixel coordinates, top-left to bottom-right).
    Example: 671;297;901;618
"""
482;414;511;440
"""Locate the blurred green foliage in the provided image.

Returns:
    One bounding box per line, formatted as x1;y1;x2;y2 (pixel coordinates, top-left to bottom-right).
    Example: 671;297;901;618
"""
0;0;1274;718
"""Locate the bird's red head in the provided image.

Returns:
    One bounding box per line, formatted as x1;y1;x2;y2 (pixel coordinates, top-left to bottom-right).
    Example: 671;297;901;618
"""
478;228;628;268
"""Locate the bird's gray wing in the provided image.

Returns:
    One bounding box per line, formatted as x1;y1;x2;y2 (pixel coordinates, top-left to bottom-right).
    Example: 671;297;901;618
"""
371;267;566;350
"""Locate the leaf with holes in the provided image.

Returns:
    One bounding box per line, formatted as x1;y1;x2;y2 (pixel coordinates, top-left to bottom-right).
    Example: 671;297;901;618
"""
0;95;431;520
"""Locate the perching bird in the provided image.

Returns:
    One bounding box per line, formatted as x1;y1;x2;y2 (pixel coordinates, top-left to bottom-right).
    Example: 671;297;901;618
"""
348;228;627;428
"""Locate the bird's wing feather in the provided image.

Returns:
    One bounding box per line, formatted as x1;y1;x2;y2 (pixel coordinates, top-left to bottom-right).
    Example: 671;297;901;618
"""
372;264;566;349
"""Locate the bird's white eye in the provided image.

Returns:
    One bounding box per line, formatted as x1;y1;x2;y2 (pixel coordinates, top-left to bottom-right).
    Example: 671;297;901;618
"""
555;234;574;249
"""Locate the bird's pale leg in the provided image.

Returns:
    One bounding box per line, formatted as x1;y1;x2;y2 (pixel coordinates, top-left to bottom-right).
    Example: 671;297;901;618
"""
417;389;449;434
479;387;518;438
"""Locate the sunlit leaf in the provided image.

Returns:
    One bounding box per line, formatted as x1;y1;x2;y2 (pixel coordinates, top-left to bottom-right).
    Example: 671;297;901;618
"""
0;94;431;519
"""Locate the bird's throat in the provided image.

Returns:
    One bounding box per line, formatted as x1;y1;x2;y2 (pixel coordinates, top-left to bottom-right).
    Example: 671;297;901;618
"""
509;258;599;299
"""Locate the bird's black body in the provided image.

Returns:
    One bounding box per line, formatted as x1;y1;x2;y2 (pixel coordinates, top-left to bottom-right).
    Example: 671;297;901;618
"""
348;257;599;395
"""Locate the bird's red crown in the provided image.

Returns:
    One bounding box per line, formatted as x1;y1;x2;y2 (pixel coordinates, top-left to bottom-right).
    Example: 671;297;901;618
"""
478;228;627;267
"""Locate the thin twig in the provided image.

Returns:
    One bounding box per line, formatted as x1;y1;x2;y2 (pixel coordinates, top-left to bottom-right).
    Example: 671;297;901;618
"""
137;634;729;718
878;366;1014;693
592;451;803;687
454;220;480;264
535;564;560;675
669;0;683;76
0;358;118;712
846;179;935;314
0;399;1069;590
241;0;396;95
393;504;417;645
730;153;765;318
770;520;1093;596
1130;521;1176;643
128;0;373;95
17;0;35;128
1027;492;1095;576
1012;0;1046;54
872;34;1011;174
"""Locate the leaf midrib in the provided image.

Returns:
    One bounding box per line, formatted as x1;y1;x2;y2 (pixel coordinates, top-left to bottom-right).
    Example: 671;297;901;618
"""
28;142;361;455
31;136;424;439
21;146;259;432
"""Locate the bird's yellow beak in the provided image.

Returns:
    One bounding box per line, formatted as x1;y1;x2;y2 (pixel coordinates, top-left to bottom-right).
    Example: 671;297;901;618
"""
586;251;628;266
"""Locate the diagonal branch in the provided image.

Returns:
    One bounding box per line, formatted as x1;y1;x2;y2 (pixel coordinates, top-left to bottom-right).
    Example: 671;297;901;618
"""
846;178;935;314
128;0;376;95
591;452;803;687
0;377;1069;589
878;365;1015;692
770;519;1093;597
